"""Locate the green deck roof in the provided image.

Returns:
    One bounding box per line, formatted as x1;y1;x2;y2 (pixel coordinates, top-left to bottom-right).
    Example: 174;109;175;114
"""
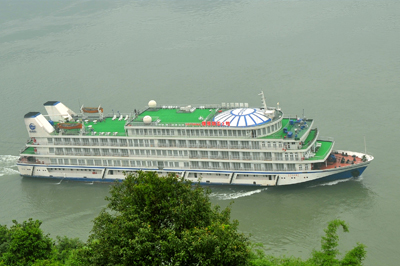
134;108;217;125
52;118;127;136
85;118;126;135
21;147;35;155
260;119;312;140
301;129;317;149
307;141;333;161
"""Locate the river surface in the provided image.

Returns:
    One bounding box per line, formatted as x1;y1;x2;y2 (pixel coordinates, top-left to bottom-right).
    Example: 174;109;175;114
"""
1;1;399;265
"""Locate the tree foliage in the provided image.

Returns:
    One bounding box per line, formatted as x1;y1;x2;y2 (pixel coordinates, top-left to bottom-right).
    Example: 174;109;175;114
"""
83;171;251;265
0;219;53;266
249;220;366;266
308;220;366;266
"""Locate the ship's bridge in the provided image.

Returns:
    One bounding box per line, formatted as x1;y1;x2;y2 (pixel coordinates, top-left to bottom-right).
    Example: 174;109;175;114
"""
213;108;273;127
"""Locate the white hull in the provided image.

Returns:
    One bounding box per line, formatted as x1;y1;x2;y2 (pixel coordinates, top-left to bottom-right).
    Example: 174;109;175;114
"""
17;151;372;186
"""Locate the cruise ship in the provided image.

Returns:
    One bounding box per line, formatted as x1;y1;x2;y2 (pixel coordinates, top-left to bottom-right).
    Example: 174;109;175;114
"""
17;92;373;186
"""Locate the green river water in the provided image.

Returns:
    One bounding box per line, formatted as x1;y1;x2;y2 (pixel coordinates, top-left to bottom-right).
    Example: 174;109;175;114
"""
0;1;399;265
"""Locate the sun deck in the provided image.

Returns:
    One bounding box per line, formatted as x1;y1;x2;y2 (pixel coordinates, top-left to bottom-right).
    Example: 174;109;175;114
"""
260;118;313;140
21;147;35;155
307;140;333;161
133;108;218;125
51;117;127;136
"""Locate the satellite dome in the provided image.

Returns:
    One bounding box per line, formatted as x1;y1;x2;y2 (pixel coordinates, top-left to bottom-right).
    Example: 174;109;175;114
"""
213;108;271;127
143;115;152;124
148;100;157;108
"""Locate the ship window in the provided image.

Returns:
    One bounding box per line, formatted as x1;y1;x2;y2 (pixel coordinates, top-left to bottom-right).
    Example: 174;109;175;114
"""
267;126;271;133
47;138;53;144
263;128;266;135
174;162;179;167
287;164;295;171
299;165;302;170
305;164;309;170
50;159;57;164
228;131;232;136
49;148;54;153
232;131;237;136
95;160;101;166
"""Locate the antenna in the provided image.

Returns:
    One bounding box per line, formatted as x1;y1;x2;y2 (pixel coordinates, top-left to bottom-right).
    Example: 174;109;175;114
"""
364;136;367;155
258;91;267;111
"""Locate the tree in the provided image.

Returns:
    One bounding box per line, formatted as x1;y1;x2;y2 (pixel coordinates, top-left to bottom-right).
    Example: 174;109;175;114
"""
1;219;53;266
248;220;366;266
308;220;366;266
83;171;251;265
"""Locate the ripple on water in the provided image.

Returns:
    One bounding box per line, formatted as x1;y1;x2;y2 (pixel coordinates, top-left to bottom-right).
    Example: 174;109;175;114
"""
0;155;19;176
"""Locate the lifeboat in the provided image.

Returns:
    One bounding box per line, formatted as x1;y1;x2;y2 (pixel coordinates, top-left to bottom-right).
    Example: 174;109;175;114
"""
58;122;82;130
82;107;103;113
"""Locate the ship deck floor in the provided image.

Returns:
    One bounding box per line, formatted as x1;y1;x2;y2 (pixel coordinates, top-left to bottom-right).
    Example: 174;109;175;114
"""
307;141;333;161
316;153;364;170
134;108;218;125
261;119;313;141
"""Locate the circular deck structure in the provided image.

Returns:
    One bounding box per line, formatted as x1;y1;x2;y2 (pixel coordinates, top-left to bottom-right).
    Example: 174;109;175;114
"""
213;108;271;127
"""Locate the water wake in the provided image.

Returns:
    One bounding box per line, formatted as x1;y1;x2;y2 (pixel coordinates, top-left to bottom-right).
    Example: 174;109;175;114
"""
308;176;363;188
0;155;19;176
211;188;267;200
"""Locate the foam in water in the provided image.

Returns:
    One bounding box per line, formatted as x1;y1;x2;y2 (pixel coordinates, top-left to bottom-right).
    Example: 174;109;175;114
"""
211;188;267;200
308;176;363;188
0;155;19;176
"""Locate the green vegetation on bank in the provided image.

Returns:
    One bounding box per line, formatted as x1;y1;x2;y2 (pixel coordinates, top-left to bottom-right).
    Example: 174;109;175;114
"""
0;172;366;265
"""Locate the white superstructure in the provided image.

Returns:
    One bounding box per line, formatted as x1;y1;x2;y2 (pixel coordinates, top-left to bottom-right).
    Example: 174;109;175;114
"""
17;94;373;186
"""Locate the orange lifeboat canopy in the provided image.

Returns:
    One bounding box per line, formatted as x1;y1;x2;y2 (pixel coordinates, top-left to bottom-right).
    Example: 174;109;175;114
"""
82;107;103;113
58;122;82;130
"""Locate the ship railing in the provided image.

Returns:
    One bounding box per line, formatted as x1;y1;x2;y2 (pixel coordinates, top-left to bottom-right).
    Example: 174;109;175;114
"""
317;136;334;142
158;144;168;147
188;144;199;148
242;156;252;160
